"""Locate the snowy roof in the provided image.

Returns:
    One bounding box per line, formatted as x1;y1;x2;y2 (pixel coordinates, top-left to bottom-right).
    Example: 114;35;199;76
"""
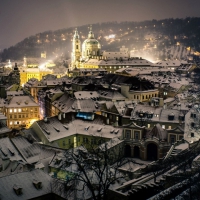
0;137;25;162
35;117;123;142
74;91;99;100
5;96;39;108
0;169;52;200
11;136;58;164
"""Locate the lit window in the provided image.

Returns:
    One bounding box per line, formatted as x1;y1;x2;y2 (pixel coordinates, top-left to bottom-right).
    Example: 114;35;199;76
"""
168;126;171;129
147;124;150;128
162;125;165;129
10;109;12;113
14;109;17;112
10;122;13;125
18;108;21;112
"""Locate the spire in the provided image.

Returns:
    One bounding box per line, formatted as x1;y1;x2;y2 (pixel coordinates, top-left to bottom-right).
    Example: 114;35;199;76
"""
73;28;79;39
88;25;94;39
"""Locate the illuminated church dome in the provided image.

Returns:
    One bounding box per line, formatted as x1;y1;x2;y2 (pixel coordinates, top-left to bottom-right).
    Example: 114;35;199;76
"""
82;26;101;59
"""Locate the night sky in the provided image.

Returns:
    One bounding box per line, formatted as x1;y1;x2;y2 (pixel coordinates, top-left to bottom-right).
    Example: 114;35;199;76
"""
0;0;200;49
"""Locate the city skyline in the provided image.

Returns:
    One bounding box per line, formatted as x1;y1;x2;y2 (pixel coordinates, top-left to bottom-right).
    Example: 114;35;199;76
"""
0;0;200;49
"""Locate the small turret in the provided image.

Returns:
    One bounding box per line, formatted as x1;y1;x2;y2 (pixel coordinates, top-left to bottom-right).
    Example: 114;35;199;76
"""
88;25;95;39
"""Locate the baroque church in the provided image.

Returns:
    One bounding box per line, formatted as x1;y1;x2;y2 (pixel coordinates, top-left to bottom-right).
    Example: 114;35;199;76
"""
71;26;101;68
70;26;152;74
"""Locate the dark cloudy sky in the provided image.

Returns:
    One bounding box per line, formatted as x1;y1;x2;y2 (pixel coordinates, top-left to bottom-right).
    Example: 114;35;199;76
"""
0;0;200;49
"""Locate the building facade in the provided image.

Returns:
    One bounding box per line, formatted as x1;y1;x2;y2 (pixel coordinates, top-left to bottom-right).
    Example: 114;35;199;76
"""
4;96;40;129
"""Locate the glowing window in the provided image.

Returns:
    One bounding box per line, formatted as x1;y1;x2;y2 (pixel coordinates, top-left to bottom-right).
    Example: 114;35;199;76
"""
14;109;17;112
18;108;21;112
10;122;13;125
162;125;165;129
10;109;12;113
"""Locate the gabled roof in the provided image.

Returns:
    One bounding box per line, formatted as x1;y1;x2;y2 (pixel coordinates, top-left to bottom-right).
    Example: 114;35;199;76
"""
148;124;167;140
167;126;184;133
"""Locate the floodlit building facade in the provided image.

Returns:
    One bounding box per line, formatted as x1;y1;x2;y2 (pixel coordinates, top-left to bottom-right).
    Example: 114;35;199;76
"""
4;96;40;129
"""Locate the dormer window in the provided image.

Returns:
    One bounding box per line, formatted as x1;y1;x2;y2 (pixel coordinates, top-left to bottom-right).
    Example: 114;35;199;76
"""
191;113;196;118
33;179;42;190
168;113;175;120
13;185;23;195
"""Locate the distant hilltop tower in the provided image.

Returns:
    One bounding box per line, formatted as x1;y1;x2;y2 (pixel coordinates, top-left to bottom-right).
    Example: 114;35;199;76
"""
23;56;27;67
71;28;81;67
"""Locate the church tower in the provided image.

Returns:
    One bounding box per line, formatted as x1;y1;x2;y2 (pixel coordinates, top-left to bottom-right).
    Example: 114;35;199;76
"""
71;28;81;67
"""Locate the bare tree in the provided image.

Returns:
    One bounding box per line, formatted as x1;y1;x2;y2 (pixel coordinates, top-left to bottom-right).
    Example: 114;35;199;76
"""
57;138;127;200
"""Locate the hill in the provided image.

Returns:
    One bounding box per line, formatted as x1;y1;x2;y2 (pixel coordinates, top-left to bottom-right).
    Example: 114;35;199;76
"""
1;17;200;62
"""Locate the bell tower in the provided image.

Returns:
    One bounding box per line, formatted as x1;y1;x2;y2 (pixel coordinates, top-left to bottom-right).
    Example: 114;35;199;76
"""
71;28;81;67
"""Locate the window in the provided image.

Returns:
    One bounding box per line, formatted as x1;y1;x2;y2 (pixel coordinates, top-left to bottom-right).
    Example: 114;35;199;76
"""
135;131;139;140
14;109;17;113
162;125;165;129
147;124;150;128
10;115;12;119
10;109;12;113
35;114;37;117
168;126;171;129
10;122;13;125
18;108;21;112
63;141;66;146
19;115;21;118
35;108;37;112
125;130;131;139
68;139;71;144
170;135;175;144
14;115;17;119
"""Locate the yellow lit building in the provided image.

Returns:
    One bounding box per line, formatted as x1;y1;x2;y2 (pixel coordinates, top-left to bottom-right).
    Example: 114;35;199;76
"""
20;68;53;86
4;96;40;129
